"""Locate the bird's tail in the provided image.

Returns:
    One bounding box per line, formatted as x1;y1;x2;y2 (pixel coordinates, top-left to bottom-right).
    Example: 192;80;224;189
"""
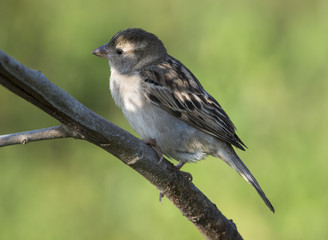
217;145;275;213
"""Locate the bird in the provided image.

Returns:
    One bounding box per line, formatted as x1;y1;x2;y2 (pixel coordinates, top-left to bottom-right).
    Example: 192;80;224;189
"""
92;28;274;213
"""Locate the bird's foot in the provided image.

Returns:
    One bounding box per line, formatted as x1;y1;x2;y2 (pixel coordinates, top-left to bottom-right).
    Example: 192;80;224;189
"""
179;170;193;181
142;138;163;164
176;161;193;181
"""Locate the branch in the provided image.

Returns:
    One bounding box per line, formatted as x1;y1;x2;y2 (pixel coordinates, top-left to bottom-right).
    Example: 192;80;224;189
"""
0;125;74;147
0;50;243;240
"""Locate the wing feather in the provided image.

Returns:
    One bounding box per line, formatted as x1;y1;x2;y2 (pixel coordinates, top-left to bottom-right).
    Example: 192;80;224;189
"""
140;55;247;150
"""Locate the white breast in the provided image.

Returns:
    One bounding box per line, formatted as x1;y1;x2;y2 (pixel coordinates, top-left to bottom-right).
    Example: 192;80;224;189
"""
109;67;162;139
110;68;143;112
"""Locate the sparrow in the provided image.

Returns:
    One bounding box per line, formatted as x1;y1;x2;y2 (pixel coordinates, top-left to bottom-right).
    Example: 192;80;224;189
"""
92;28;274;212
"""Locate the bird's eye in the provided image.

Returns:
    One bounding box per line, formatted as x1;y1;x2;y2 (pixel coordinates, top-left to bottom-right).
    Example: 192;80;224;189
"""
116;48;123;55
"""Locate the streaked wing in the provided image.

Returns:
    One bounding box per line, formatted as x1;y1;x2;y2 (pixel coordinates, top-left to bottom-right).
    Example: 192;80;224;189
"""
140;55;247;150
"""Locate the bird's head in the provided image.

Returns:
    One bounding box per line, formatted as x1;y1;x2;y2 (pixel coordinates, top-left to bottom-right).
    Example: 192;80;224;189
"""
92;28;167;74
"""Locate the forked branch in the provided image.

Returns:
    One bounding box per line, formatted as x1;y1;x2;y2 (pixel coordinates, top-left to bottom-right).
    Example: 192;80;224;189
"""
0;50;242;240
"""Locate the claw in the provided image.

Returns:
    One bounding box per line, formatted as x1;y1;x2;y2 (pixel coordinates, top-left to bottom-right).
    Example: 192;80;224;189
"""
157;155;164;165
180;171;193;181
176;161;193;181
142;138;163;164
159;192;164;202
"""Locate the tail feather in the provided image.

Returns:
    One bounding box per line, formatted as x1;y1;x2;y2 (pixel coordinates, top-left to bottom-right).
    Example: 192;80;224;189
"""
219;146;275;213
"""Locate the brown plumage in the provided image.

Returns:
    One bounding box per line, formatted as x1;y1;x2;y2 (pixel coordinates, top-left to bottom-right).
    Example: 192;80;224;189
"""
92;28;274;212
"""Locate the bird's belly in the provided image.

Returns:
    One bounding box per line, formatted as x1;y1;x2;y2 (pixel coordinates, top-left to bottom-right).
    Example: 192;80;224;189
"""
122;102;216;162
121;100;164;140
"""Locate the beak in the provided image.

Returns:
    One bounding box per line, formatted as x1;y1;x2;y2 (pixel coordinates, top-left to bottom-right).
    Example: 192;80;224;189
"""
92;44;110;58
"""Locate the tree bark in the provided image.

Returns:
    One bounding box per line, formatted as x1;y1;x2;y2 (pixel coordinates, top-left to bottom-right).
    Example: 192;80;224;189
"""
0;50;243;240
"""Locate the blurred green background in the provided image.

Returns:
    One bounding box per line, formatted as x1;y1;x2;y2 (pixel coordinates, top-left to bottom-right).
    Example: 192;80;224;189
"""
1;0;328;239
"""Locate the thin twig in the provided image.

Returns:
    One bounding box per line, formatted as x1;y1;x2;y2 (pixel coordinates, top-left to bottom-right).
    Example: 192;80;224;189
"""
0;125;75;147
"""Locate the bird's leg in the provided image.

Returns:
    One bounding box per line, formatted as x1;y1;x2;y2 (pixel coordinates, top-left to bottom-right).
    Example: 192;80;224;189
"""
176;161;193;181
142;138;163;164
142;138;165;202
176;161;186;170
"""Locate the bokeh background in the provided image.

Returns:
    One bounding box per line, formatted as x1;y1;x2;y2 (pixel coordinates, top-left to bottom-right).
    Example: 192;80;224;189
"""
1;0;328;239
